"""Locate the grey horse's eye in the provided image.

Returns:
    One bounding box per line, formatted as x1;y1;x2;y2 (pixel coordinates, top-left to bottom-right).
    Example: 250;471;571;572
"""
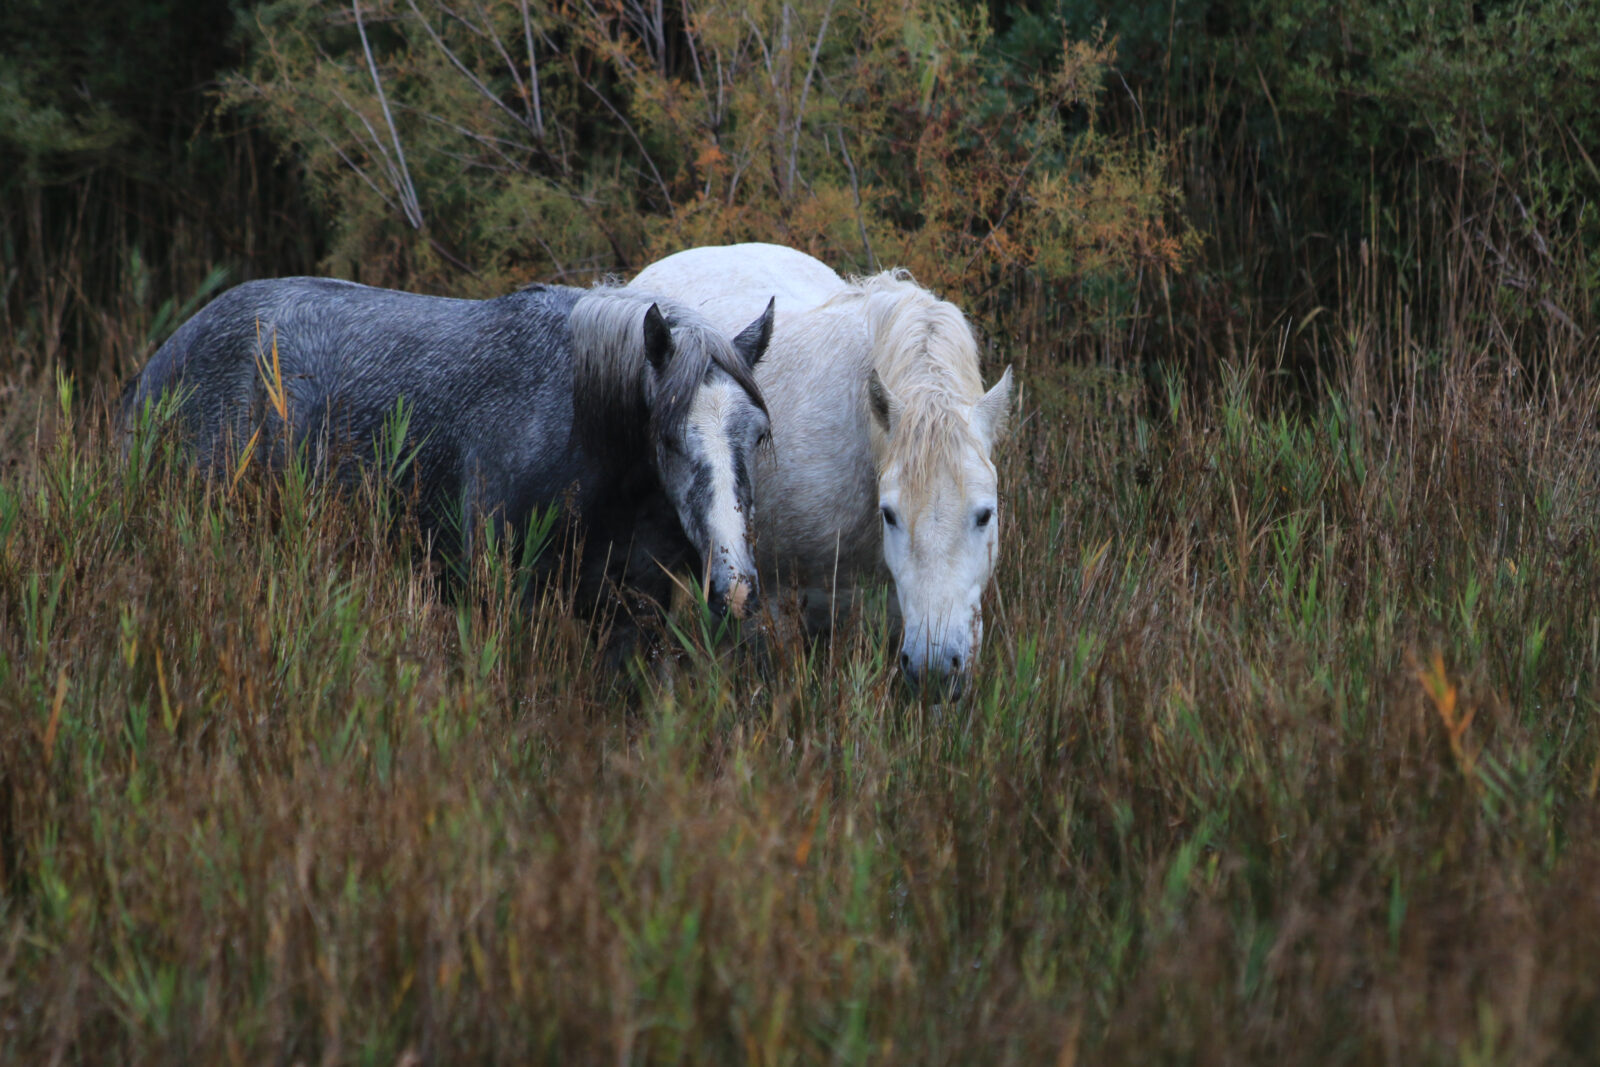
881;506;898;529
975;507;993;528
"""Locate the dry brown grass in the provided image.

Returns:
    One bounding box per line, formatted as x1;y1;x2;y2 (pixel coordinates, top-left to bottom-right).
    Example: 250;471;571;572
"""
4;213;1600;1063
9;3;1600;1059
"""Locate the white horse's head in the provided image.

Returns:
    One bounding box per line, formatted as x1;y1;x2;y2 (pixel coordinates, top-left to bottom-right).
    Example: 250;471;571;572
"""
870;363;1013;692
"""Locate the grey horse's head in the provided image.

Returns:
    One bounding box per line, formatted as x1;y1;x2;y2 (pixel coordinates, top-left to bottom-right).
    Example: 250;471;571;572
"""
572;288;774;619
639;298;774;619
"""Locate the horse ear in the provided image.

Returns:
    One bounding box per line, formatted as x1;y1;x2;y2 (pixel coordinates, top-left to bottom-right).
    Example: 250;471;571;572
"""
868;369;901;434
642;303;673;373
731;297;775;369
973;365;1015;448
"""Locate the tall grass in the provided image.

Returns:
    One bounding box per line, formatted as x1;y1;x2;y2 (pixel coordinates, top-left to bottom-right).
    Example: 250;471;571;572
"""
3;197;1600;1062
0;130;317;387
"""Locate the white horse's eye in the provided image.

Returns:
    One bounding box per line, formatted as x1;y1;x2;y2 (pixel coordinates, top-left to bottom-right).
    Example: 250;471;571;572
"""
975;507;993;528
881;506;899;529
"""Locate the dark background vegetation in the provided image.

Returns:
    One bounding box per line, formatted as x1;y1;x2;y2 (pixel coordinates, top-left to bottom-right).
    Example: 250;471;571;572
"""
3;0;1600;1062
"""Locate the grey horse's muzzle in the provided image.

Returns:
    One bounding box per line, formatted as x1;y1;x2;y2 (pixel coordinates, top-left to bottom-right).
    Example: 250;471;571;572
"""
707;574;758;621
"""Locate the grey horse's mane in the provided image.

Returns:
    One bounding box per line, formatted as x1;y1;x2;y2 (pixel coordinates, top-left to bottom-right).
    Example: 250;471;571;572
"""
568;283;766;462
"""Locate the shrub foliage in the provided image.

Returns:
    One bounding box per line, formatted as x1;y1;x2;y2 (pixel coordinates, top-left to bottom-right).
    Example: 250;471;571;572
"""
229;0;1190;302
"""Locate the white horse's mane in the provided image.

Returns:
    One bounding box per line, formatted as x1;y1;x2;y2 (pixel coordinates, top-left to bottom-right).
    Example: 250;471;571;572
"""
835;270;988;515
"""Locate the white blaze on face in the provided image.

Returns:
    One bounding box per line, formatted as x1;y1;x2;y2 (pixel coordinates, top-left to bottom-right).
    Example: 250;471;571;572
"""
686;378;759;607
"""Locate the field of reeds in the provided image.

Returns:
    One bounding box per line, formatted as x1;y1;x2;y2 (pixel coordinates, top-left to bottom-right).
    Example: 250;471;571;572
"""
6;246;1600;1063
5;1;1600;1062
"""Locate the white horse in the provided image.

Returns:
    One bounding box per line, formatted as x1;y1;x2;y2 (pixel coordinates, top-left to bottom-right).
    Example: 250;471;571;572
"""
632;243;1012;688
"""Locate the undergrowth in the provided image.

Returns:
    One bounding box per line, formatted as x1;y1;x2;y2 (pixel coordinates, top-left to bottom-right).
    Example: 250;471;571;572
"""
4;235;1600;1062
5;6;1600;1058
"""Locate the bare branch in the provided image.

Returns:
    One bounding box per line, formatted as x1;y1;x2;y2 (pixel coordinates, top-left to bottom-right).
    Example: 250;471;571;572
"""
621;0;667;76
517;0;546;140
453;0;536;137
680;0;707;94
565;57;675;212
835;127;874;269
401;105;528;171
575;0;642;78
786;0;835;196
403;0;542;140
353;0;424;229
317;123;403;217
742;10;773;76
324;81;417;216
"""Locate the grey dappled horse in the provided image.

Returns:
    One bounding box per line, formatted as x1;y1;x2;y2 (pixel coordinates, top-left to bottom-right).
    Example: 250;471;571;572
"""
122;277;773;625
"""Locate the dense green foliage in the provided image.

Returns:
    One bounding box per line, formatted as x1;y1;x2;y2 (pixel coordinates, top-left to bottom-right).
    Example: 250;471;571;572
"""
4;0;1600;1062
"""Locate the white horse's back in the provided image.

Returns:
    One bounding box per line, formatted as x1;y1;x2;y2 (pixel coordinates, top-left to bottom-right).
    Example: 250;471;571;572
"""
637;243;846;322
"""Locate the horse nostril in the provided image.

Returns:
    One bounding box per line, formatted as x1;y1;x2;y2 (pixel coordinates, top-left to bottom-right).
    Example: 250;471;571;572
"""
899;651;913;675
949;653;962;673
725;578;753;619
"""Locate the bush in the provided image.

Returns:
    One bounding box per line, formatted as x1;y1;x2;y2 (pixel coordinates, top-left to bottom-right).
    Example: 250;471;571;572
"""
1053;0;1600;346
228;0;1191;315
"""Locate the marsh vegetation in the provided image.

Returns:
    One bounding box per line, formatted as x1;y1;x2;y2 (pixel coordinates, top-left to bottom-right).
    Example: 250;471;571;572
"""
4;1;1600;1061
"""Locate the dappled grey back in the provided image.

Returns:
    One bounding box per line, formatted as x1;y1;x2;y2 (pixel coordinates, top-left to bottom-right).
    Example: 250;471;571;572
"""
568;285;767;464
